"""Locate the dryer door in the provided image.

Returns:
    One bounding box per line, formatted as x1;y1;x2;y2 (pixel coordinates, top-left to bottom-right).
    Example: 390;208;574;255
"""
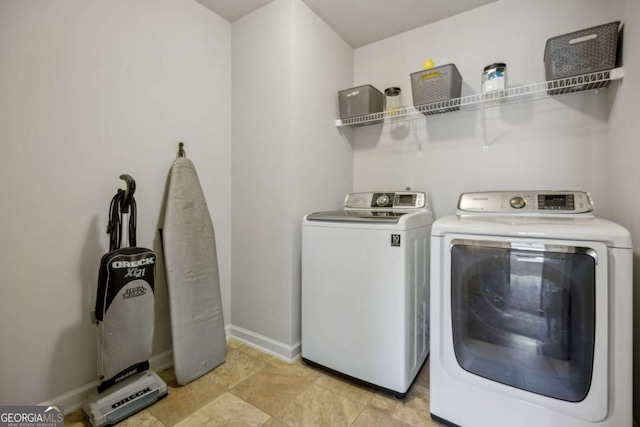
442;236;608;421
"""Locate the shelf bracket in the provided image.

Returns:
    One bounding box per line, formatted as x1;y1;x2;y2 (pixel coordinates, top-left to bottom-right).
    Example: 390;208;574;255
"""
610;67;624;81
480;107;489;152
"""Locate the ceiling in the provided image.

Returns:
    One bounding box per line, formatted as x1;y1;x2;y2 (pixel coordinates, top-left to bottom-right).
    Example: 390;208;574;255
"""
194;0;498;48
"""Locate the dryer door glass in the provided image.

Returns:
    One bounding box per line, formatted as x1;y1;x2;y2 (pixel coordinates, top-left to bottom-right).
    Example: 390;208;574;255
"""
450;241;596;402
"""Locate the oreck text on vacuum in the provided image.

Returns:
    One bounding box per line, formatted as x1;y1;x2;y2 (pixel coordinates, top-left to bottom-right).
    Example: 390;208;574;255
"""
111;258;155;269
111;387;152;409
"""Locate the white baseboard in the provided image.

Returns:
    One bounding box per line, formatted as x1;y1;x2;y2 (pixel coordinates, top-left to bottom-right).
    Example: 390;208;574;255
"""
228;324;301;363
40;349;174;415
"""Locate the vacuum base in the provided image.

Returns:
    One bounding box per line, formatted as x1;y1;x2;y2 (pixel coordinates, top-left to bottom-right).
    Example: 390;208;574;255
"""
82;370;167;427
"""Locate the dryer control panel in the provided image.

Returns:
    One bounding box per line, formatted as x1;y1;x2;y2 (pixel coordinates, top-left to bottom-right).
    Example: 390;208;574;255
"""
457;191;594;213
344;192;427;209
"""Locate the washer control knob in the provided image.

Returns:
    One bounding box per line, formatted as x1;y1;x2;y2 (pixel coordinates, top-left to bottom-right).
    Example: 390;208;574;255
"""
376;194;390;207
510;196;526;209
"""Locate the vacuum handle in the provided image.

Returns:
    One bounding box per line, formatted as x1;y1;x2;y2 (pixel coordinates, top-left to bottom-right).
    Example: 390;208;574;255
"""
119;174;136;214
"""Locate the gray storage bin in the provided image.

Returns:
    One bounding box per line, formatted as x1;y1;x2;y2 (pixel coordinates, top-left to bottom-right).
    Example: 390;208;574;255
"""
338;85;383;125
410;64;462;116
544;21;621;80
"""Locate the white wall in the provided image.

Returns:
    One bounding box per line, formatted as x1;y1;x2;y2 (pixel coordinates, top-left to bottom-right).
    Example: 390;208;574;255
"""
0;0;231;405
231;0;352;352
353;0;612;218
290;0;354;343
231;0;295;347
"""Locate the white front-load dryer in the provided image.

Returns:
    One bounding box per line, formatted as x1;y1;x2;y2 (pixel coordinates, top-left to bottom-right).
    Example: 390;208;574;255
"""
430;191;632;427
302;191;434;398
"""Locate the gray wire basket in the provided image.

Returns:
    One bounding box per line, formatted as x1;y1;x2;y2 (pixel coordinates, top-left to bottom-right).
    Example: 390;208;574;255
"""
338;85;384;126
410;64;462;116
544;21;622;81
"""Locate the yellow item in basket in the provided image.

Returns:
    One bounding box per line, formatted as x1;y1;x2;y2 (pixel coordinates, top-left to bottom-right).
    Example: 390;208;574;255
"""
421;59;440;80
422;59;435;69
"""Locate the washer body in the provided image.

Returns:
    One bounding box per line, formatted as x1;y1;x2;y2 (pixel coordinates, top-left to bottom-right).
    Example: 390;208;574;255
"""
302;191;434;396
430;191;632;427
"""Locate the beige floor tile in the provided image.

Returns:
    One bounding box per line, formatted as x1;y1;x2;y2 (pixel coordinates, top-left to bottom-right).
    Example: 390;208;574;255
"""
368;391;402;416
313;372;375;405
187;373;228;406
231;364;313;416
117;409;165;427
231;342;318;380
147;384;203;426
65;407;164;427
175;392;270;427
368;384;437;427
262;417;290;427
171;409;212;427
276;383;364;427
367;381;430;415
389;385;437;427
263;358;321;383
227;339;244;349
228;340;266;359
205;348;269;389
351;406;412;427
228;339;298;370
64;409;90;427
158;366;178;385
413;360;430;389
243;348;293;369
147;369;225;426
228;340;321;383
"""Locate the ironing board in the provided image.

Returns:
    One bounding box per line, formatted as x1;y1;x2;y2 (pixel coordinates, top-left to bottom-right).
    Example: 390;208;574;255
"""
162;156;226;385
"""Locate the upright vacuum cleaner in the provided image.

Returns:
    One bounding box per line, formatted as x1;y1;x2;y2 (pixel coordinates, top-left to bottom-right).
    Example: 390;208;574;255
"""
83;174;167;427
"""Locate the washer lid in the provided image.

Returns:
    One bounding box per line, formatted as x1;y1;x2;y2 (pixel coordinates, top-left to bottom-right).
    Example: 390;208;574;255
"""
306;210;404;224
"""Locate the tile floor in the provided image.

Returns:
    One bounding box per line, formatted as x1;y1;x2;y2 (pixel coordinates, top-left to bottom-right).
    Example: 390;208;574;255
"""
65;339;442;427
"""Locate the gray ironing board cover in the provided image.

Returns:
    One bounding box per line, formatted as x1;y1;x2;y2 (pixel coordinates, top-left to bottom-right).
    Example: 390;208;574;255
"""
162;157;226;385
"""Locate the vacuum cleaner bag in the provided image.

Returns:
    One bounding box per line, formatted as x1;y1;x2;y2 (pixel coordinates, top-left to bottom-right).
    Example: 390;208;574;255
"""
95;247;156;393
162;156;226;385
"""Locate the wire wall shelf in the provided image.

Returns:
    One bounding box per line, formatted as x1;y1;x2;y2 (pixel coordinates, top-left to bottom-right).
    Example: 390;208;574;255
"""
335;68;624;128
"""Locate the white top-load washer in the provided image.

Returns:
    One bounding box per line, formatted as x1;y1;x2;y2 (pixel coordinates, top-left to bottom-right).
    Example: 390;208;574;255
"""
430;191;632;427
302;191;434;398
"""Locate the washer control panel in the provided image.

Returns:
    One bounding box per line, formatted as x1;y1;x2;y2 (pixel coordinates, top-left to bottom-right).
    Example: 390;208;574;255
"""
344;192;426;209
458;191;593;213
